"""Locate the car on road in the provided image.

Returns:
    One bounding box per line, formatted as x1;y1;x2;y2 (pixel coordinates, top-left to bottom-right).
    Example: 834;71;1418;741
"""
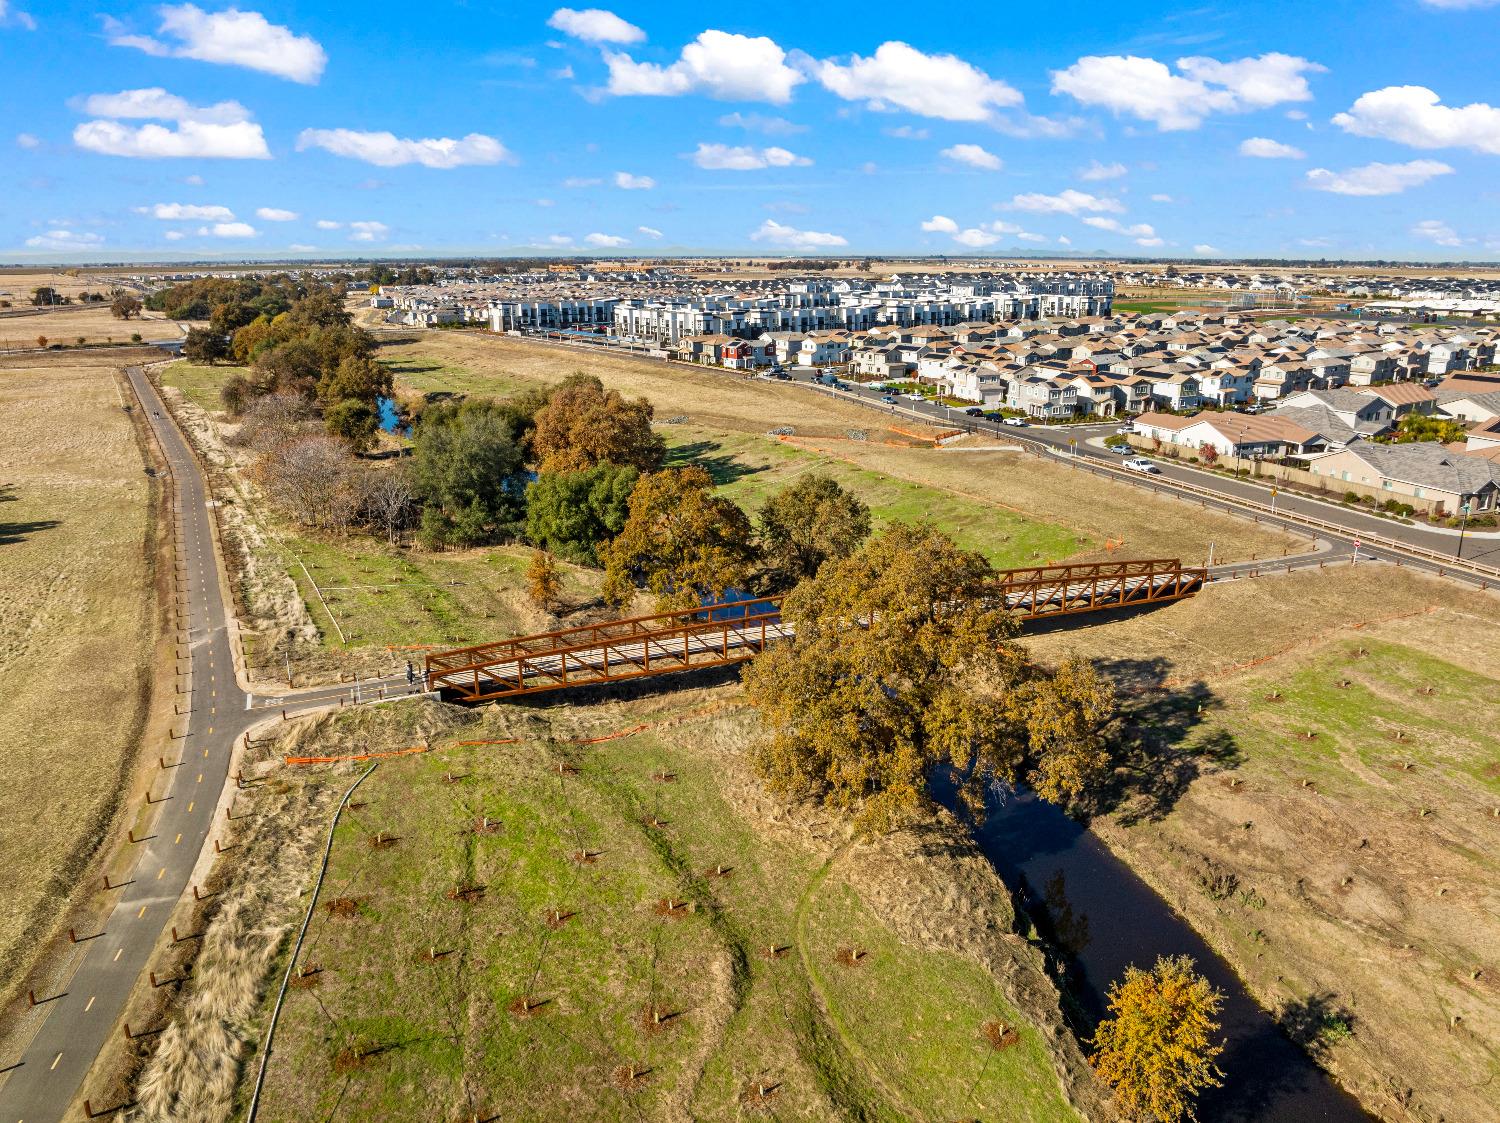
1106;442;1132;454
880;394;898;404
904;392;926;402
1122;458;1161;474
1115;424;1134;435
1001;417;1029;427
963;406;984;416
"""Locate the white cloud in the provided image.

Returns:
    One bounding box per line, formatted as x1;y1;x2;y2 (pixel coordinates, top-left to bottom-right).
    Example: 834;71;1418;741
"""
255;206;299;221
72;88;269;159
1332;85;1500;155
750;218;847;249
139;202;234;220
1135;236;1165;247
315;219;342;230
1239;136;1305;158
953;228;1002;247
24;229;103;250
815;41;1021;122
183;173;204;185
349;220;389;242
164;230;186;241
1007;189;1124;215
1079;160;1127;181
296;129;510;168
884;125;929;140
1082;216;1158;238
1150;193;1173;203
562;176;602;187
926;217;1040;247
1057;235;1071;246
1051;52;1322;131
1193;244;1218;254
287;243;316;252
550;64;574;80
535;198;555;207
691;142;811;170
16;132;39;148
638;225;663;238
197;221;257;237
1411;218;1464;247
584;232;630;247
614;170;655;189
860;161;878;175
107;4;326;84
2;3;37;30
920;215;959;234
604;30;803;104
1416;0;1499;8
718;112;806;135
546;7;644;44
1305;159;1454;196
940;143;1002;170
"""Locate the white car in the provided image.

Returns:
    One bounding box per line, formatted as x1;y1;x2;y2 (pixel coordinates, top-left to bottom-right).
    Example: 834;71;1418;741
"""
1115;425;1135;435
1122;458;1161;474
1001;417;1029;427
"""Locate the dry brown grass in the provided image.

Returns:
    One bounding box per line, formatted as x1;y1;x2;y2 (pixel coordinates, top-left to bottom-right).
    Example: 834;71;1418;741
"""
0;353;155;1002
385;332;1303;565
0;305;182;350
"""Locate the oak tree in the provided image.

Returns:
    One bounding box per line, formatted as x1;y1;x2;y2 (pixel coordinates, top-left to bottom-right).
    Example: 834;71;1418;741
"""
756;473;871;587
526;549;563;612
1091;955;1225;1123
600;466;756;609
531;374;664;474
525;462;639;565
110;292;143;320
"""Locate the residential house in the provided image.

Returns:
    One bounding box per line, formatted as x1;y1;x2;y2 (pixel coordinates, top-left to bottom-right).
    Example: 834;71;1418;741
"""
1306;442;1500;515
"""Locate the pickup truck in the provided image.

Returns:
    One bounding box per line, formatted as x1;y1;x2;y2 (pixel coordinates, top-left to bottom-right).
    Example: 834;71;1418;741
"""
1122;458;1161;474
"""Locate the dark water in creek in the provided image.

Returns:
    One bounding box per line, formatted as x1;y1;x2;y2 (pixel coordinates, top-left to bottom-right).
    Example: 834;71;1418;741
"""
970;786;1374;1122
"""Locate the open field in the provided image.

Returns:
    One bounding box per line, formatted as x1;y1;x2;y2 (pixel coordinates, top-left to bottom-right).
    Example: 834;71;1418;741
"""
0;353;155;1000
239;690;1097;1122
384;332;1306;567
1028;566;1500;1123
0;304;182;350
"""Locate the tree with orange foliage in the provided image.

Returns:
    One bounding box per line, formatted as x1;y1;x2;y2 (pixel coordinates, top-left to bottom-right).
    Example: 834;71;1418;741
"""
530;374;664;475
1091;954;1225;1123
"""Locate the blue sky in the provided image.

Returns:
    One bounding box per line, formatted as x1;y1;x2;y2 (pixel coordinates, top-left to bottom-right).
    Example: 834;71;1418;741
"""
4;0;1500;261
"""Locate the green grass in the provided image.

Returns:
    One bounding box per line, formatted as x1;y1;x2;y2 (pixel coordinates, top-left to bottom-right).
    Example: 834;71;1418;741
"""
259;699;1082;1122
382;351;530;398
664;426;1084;568
158;358;238;410
1113;300;1203;315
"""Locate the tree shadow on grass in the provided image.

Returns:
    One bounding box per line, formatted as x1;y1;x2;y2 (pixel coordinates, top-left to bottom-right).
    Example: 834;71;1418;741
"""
1087;655;1243;826
663;440;769;486
0;486;60;546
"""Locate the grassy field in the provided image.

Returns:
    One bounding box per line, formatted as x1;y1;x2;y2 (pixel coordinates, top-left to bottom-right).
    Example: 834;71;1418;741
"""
1028;566;1500;1123
0;353;155;1001
0;304;182;350
250;691;1091;1122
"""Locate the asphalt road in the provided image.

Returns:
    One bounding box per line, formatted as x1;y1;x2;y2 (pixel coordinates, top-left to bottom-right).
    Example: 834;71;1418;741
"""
0;368;419;1123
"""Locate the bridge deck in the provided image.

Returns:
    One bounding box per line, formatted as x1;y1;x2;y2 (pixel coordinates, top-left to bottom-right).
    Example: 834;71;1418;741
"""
427;559;1204;703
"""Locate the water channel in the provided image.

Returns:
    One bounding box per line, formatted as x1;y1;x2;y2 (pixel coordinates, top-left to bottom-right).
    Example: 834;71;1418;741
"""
973;787;1374;1122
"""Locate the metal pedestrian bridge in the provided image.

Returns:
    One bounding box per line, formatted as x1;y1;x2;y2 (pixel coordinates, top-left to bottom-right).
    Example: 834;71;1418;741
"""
426;558;1205;703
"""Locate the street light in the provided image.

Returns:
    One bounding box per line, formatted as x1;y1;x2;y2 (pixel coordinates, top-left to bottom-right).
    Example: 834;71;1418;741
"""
1456;498;1472;560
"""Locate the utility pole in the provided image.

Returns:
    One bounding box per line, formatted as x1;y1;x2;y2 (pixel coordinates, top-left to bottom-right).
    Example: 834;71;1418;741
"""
1455;500;1471;560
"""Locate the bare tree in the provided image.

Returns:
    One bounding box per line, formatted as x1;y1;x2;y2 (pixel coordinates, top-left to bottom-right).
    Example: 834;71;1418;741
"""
361;464;418;545
235;392;317;454
254;435;363;532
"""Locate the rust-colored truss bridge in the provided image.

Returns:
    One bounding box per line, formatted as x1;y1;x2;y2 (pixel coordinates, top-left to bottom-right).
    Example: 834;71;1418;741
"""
426;557;1205;703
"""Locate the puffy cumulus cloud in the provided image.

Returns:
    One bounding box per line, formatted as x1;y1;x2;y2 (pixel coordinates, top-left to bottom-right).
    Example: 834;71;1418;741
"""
1082;216;1158;239
815;41;1021;122
604;30;803;104
287;243;317;252
1135;236;1165;247
72;88;269;159
315;219;342;230
1239;136;1305;158
750;218;847;249
920;215;959;233
1051;52;1322;131
164;230;186;241
16;132;40;148
547;234;574;246
1150;193;1174;203
138;201;234;220
349;220;389;242
107;4;326;84
1411;219;1464;247
614;170;655;189
546;7;644;44
690;142;811;170
1193;244;1219;254
923;216;1040;247
637;225;663;238
24;229;103;250
584;232;630;247
940;143;1002;170
197;221;257;237
255;206;298;221
1079;160;1127;181
1305;159;1453;196
1006;189;1124;215
295;129;510;168
1332;85;1500;155
717;111;806;136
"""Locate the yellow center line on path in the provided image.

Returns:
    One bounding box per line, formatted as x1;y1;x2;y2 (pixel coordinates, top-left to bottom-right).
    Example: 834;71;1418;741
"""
187;801;194;813
157;867;166;880
84;996;95;1012
137;906;146;918
196;773;202;784
174;833;182;844
50;1053;62;1071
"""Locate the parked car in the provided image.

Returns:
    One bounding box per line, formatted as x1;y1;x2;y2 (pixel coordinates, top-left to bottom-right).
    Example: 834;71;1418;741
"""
1115;424;1134;435
904;392;926;402
1109;443;1133;454
1123;458;1161;474
880;394;898;404
963;406;984;417
1002;417;1029;427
